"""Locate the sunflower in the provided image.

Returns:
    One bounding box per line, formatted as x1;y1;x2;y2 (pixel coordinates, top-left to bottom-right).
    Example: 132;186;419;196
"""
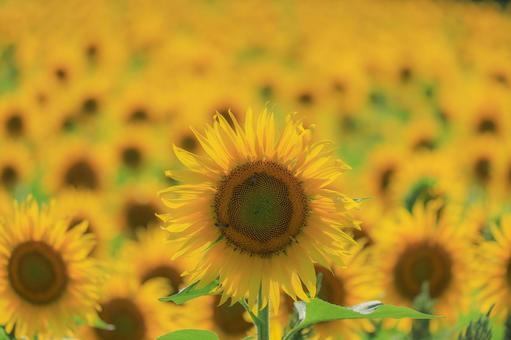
361;144;407;208
115;181;164;237
373;202;472;326
42;43;86;88
111;125;160;173
197;295;255;340
280;244;379;340
0;96;35;141
454;135;505;194
121;227;191;295
55;190;117;258
476;214;511;318
110;82;164;124
0;197;101;339
0;140;33;193
393;151;463;211
44;136;112;194
159;110;359;311
460;83;511;138
79;276;187;340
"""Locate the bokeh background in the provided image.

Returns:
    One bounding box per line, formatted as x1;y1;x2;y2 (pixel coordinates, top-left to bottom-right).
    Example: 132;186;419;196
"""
1;0;511;339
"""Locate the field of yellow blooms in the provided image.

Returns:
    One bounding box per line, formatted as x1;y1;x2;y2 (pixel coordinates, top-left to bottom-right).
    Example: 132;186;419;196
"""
1;1;511;339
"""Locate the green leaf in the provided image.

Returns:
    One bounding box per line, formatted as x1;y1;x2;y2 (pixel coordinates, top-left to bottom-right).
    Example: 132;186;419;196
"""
0;327;11;340
157;329;219;340
284;299;440;340
159;280;219;304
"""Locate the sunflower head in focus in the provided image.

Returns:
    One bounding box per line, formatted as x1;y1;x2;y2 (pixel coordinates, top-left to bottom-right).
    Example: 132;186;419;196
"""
0;197;101;339
159;110;359;311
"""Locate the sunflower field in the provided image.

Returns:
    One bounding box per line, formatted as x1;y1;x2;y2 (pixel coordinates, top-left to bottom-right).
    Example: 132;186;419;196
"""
1;0;511;339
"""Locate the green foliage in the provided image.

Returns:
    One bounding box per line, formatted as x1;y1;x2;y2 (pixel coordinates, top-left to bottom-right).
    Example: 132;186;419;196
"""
157;329;219;340
411;282;434;340
458;308;493;340
159;280;219;304
0;327;11;340
283;298;439;340
0;44;18;95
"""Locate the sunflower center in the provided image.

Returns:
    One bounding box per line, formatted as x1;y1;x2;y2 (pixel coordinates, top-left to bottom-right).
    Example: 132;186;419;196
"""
180;134;198;152
477;118;497;134
212;296;252;336
129;108;149;122
82;97;99;116
8;241;68;305
64;159;98;190
215;161;308;256
141;264;183;294
379;167;395;194
317;266;346;306
474;157;491;184
393;242;452;300
6;114;24;137
1;165;18;189
121;146;142;168
96;298;146;340
413;138;436;152
54;67;68;82
124;201;159;234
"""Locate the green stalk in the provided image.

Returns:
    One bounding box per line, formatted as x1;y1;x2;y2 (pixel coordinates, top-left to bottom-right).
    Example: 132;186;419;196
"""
256;288;270;340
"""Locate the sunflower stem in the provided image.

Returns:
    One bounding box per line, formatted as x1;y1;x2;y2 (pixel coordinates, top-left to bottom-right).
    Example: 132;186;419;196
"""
240;298;261;325
256;287;270;340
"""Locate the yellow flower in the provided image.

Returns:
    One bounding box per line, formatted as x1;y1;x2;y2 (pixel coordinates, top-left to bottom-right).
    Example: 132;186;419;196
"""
44;136;112;194
121;227;192;294
195;295;254;340
159;110;358;311
0;140;33;193
80;276;186;340
361;144;407;208
0;95;36;141
115;181;164;237
0;197;101;339
55;190;117;258
280;244;380;340
374;202;473;327
476;215;511;318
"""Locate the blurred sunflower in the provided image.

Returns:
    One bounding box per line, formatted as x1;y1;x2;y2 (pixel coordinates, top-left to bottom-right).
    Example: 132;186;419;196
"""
42;43;86;88
198;295;254;340
159;110;358;311
55;190;116;258
0;97;34;141
80;276;185;340
45;137;112;193
0;140;33;193
116;181;163;237
456;135;504;193
374;202;472;326
0;198;101;339
362;144;407;208
281;244;379;339
476;214;511;318
112;125;159;173
121;227;190;294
